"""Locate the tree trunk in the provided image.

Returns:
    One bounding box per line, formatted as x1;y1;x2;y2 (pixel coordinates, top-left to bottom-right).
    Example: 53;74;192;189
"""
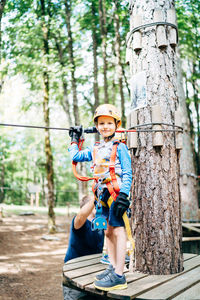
177;56;199;221
0;0;6;93
0;0;6;59
91;0;100;141
64;0;80;125
129;0;183;274
99;0;108;103
64;0;87;200
91;0;100;112
40;0;56;233
0;162;5;203
54;36;72;126
191;62;200;177
113;0;125;127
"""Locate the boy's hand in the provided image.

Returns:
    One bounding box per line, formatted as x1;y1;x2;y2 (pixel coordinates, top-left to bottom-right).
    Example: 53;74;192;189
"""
113;192;129;218
69;125;83;144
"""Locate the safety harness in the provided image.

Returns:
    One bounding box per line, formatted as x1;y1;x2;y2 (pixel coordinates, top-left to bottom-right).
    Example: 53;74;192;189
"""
71;138;135;253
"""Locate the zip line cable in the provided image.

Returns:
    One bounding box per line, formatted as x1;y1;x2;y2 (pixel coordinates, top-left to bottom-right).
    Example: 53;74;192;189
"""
0;123;70;131
0;122;183;133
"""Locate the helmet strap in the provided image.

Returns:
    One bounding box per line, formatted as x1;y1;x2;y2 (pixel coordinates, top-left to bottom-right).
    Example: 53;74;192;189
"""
104;132;115;142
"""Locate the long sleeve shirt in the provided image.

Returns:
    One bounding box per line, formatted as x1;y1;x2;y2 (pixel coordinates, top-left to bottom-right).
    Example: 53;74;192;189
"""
68;140;132;196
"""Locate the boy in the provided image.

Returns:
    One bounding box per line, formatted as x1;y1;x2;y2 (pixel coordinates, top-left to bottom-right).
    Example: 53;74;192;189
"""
68;104;132;291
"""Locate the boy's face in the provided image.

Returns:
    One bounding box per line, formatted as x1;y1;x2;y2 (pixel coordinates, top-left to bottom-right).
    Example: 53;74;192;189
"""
97;116;117;139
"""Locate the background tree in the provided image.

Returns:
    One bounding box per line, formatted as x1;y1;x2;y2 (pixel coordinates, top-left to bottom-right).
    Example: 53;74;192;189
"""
99;0;109;103
0;0;6;93
0;0;198;236
64;0;80;125
176;0;200;206
177;55;199;221
113;0;126;126
39;0;56;233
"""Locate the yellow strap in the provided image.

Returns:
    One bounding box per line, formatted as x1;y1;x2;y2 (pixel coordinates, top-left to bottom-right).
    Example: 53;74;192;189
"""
107;197;135;252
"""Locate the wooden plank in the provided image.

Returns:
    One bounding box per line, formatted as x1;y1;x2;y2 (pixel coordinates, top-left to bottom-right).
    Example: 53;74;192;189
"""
63;256;102;272
106;255;200;299
172;282;200;300
184;223;200;227
63;263;106;279
182;223;200;234
62;254;200;299
85;271;148;298
183;237;200;241
137;267;200;299
70;266;118;289
183;253;198;260
64;253;101;265
183;255;200;270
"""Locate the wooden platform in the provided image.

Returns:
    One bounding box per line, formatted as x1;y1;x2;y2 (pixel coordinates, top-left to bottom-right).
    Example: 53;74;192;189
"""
63;253;200;300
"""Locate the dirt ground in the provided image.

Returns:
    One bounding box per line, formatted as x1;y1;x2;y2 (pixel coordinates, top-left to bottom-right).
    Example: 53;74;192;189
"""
0;211;72;300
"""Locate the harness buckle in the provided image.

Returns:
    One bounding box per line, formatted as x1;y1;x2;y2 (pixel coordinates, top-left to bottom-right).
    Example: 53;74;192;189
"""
91;202;107;231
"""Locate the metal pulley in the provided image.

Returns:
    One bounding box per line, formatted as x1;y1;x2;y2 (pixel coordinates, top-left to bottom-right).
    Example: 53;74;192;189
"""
91;203;107;231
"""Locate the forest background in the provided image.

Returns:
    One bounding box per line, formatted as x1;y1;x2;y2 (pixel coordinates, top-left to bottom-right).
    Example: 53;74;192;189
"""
0;0;199;224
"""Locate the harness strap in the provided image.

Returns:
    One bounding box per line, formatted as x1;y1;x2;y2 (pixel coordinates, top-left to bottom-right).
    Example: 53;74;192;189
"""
106;181;118;201
109;142;120;194
72;139;98;182
72;161;97;182
92;140;120;196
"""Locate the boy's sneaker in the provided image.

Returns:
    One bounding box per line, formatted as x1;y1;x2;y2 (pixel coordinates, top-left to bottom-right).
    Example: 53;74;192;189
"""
95;264;114;281
100;253;129;265
125;254;130;263
100;254;110;265
94;271;127;291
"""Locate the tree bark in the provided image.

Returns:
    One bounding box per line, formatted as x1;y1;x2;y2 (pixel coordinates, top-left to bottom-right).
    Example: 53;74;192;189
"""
54;36;72;126
91;0;100;112
40;0;56;233
64;0;88;200
0;162;5;203
177;56;199;221
191;62;200;176
113;0;125;127
64;0;80;125
0;0;6;58
91;0;100;141
99;0;108;103
129;0;183;274
0;0;6;93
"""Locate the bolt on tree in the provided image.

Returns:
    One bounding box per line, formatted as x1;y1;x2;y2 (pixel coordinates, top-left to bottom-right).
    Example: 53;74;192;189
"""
127;0;183;274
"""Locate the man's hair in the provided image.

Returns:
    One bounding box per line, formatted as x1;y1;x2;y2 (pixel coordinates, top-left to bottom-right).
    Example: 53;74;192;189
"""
80;194;93;208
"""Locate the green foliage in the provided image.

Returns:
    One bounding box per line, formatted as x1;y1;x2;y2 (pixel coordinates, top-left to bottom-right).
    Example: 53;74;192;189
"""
176;0;200;176
0;0;198;207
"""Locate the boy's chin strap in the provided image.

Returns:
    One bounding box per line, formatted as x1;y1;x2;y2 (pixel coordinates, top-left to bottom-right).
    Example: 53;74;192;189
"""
104;132;115;142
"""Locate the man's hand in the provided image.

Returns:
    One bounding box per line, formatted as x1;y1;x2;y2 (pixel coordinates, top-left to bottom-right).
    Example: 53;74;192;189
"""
69;125;83;144
113;192;129;218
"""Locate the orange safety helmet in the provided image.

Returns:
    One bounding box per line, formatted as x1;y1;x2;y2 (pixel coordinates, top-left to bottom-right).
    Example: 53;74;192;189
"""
93;104;121;127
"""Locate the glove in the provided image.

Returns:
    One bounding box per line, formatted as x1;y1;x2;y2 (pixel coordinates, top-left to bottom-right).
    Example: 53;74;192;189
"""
113;192;129;218
69;125;83;144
